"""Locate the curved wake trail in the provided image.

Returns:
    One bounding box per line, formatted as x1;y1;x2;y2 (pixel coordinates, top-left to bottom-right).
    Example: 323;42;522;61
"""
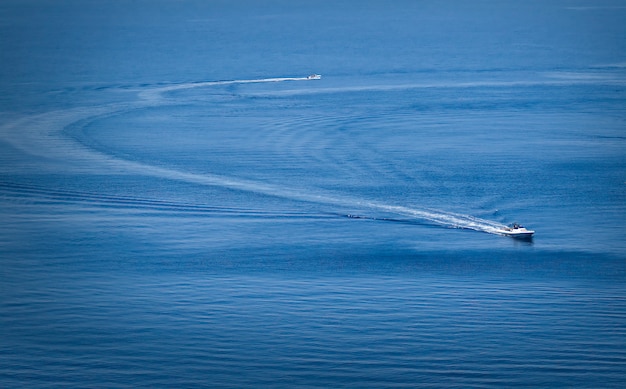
139;77;312;102
1;75;507;235
110;160;506;234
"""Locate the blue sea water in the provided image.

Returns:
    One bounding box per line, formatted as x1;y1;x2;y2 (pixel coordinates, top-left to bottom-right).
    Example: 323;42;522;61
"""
1;0;625;387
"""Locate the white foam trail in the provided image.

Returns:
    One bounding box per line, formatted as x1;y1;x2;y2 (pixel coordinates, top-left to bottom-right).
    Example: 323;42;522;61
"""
367;203;505;233
113;161;506;233
0;75;507;234
0;105;138;173
138;77;311;102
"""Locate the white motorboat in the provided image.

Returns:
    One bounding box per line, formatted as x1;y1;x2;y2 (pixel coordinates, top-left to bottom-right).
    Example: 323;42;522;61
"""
306;74;321;80
498;223;535;239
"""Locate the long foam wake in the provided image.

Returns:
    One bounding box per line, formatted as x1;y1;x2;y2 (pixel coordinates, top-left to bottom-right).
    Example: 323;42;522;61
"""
0;75;507;235
139;77;312;102
129;163;506;234
365;203;505;234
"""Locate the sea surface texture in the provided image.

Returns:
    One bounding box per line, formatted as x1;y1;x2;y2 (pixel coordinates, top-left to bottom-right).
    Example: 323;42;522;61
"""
1;1;625;387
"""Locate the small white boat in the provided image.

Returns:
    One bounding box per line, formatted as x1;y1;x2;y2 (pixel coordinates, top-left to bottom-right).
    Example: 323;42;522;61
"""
306;74;321;80
499;223;535;239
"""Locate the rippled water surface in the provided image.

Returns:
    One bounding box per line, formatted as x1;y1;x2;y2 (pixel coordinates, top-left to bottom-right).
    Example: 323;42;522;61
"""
1;1;625;387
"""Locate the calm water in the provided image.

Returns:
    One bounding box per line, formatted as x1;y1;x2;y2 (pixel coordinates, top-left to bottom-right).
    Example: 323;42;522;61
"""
1;1;625;387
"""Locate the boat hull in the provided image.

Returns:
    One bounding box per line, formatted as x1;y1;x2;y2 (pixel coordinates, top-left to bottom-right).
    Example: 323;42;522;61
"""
500;231;534;240
498;223;534;239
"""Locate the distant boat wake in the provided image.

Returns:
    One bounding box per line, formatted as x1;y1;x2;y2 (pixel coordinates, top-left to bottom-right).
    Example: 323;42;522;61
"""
138;76;315;102
0;75;507;235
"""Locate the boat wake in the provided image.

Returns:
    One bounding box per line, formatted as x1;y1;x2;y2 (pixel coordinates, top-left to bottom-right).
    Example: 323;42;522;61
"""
138;76;316;102
0;75;509;236
345;202;505;234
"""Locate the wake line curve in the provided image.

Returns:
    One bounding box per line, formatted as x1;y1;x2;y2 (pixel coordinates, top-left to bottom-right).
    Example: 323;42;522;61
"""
1;75;508;235
138;76;313;102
